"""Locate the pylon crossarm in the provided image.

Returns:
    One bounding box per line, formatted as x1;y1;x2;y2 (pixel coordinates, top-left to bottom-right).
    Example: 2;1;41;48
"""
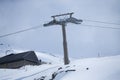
43;20;56;26
66;17;83;24
43;20;65;26
51;12;74;18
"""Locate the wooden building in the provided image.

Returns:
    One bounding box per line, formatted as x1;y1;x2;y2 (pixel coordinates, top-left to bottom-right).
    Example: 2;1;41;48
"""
0;51;40;69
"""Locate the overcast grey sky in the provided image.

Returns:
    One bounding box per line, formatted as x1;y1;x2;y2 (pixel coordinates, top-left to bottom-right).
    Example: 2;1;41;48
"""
0;0;120;58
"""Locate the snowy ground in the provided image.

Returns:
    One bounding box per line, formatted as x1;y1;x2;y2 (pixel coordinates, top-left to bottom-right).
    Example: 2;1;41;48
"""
0;51;120;80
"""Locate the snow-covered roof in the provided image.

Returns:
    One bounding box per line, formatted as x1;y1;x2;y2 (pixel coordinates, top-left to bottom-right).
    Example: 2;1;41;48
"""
0;51;39;64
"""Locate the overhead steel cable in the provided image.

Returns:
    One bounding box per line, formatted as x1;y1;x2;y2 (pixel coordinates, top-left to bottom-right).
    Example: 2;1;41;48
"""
83;19;120;26
81;24;120;30
0;25;43;38
0;20;120;39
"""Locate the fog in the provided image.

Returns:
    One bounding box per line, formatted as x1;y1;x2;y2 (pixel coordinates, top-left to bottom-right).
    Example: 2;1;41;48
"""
0;0;120;58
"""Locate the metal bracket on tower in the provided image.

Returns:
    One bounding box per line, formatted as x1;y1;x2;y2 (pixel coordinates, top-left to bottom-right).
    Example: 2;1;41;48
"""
43;12;83;26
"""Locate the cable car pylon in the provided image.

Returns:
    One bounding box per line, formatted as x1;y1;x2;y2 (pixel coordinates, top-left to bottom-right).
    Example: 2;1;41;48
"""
43;12;83;65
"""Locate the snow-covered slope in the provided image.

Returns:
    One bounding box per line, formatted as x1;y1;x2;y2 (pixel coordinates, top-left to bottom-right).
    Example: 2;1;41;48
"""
0;51;120;80
35;51;63;64
59;55;120;80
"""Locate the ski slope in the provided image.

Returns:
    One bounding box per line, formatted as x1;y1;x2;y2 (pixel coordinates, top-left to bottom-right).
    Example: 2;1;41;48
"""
60;55;120;80
0;51;120;80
